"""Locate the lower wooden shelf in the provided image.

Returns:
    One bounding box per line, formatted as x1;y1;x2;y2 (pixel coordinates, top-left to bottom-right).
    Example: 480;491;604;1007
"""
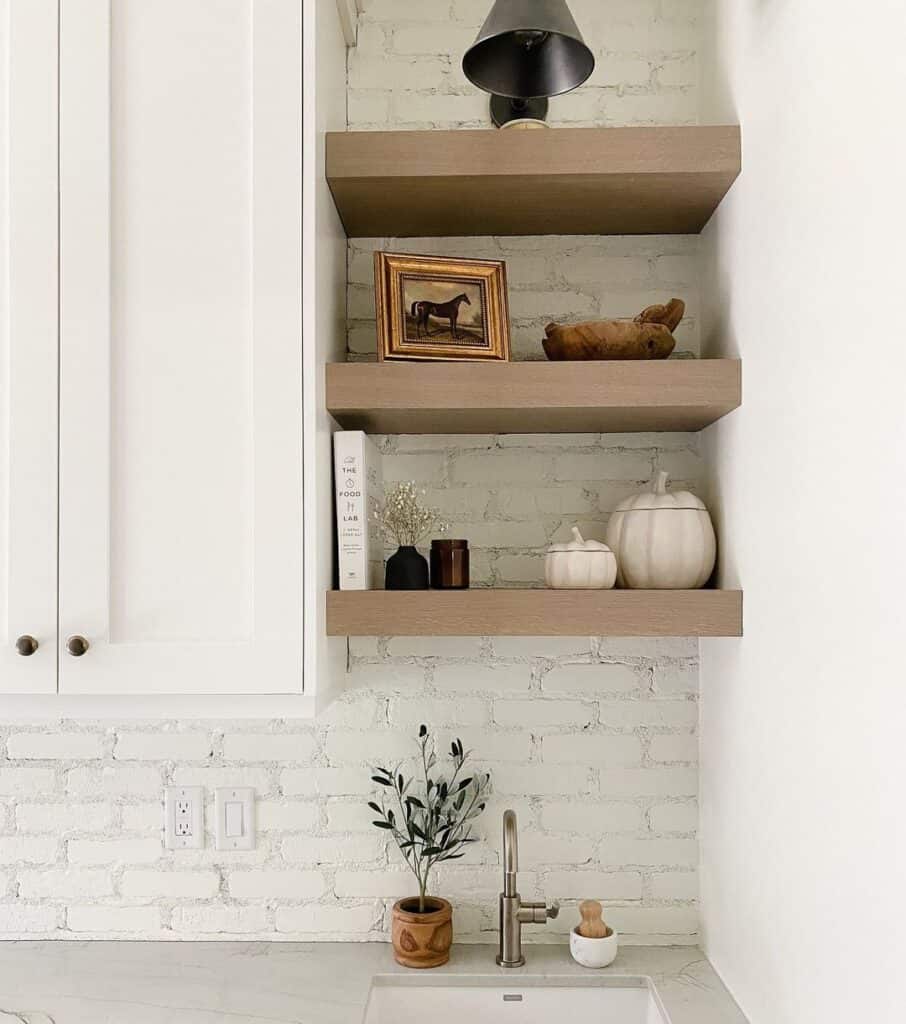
326;589;743;637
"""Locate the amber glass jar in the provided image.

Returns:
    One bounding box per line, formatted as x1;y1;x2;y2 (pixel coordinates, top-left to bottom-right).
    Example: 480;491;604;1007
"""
430;539;470;589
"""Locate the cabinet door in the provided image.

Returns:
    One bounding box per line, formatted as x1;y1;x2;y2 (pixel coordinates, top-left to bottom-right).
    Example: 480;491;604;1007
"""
59;0;304;695
0;1;59;695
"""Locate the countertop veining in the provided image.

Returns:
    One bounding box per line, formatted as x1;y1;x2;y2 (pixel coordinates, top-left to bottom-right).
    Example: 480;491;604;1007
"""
0;941;747;1023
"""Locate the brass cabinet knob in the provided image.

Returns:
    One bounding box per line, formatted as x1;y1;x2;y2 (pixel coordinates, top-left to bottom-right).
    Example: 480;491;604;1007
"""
15;635;39;657
66;635;89;657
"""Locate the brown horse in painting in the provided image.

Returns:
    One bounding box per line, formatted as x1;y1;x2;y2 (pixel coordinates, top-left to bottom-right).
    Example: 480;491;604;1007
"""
411;293;472;340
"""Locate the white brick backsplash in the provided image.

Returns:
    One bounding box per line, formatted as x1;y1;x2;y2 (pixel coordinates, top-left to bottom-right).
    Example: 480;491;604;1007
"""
606;905;699;938
67;905;161;934
121;802;162;833
492;765;596;796
545;870;644;901
221;733;317;763
325;730;414;767
114;731;212;761
652;662;700;695
543;663;641;695
281;766;372;798
553;452;653;482
543;733;644;766
0;905;59;932
281;835;385;866
600;768;698;798
18;869;114;899
68;838;161;865
650;871;699;901
16;802;112;834
0;3;704;947
598;700;698;730
67;764;161;798
229;870;326;900
519;833;595;866
0;766;56;796
121;870;220;899
0;837;57;864
385;636;484;658
256;800;320;832
389;697;488;728
490;637;592;659
493;699;594;728
170;905;268;934
540;801;644;835
603;838;698;868
648;733;698;764
275;903;379;934
326;800;380;834
334;870;415;899
648;801;698;833
7;732;104;759
432;664;531;693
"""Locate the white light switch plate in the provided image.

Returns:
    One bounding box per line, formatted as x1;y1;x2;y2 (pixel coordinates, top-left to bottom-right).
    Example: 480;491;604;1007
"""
214;786;256;851
165;786;204;850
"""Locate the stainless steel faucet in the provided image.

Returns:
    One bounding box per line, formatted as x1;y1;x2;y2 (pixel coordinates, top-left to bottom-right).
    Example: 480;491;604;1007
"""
497;809;559;967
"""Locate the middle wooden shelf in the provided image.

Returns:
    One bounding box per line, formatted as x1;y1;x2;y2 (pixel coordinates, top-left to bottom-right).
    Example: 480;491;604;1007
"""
327;359;741;435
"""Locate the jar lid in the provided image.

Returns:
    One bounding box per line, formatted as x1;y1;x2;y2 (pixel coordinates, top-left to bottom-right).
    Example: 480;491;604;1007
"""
431;539;468;549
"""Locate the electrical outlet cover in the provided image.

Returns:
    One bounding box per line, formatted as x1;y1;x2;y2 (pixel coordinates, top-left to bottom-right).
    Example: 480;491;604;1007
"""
165;786;204;850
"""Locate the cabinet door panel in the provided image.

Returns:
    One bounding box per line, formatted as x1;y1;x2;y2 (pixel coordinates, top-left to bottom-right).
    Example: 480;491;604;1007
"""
0;1;59;694
59;0;303;695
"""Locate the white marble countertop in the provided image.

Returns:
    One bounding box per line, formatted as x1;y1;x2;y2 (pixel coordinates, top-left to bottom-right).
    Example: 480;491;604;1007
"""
0;941;748;1023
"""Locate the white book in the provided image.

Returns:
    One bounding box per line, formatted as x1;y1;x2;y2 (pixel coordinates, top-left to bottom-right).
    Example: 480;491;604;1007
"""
334;431;384;590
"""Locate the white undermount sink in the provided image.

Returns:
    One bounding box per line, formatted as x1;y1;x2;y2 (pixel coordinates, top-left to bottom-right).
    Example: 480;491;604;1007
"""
363;975;672;1024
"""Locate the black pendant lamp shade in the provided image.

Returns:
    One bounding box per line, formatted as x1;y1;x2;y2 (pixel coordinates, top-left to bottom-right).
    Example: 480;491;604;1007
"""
463;0;595;109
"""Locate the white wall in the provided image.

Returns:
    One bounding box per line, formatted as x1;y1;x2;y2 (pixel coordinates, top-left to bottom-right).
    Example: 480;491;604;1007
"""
699;1;906;1021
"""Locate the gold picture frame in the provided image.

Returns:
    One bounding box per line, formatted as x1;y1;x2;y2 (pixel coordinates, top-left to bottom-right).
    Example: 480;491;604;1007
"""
374;251;511;362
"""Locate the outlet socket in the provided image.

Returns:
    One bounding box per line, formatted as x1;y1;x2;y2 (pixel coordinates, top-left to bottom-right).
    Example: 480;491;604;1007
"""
165;786;204;850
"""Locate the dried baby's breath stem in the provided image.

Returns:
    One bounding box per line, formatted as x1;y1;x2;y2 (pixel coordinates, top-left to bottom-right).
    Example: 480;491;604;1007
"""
374;481;449;547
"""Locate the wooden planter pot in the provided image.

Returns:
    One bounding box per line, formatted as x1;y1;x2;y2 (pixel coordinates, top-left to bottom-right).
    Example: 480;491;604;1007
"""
391;897;453;968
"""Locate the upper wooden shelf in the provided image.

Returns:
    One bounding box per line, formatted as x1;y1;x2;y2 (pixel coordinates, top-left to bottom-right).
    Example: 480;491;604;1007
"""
327;359;740;434
327;589;743;638
325;126;741;237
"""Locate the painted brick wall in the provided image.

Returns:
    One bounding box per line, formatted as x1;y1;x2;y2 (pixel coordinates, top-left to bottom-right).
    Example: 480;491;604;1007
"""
350;0;699;129
0;3;705;944
0;639;698;943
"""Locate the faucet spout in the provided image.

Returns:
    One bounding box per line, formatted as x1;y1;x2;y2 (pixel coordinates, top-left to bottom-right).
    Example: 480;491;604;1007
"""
502;809;518;897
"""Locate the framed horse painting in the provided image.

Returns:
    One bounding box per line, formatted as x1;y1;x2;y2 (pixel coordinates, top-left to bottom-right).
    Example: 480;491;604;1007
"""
374;251;511;362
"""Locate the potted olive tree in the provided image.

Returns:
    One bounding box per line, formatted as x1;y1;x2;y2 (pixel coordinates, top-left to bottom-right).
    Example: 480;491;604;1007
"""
369;725;490;968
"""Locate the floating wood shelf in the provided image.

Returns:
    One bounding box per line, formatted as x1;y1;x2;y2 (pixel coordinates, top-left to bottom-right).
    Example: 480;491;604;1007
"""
327;359;740;434
326;126;741;237
327;589;743;637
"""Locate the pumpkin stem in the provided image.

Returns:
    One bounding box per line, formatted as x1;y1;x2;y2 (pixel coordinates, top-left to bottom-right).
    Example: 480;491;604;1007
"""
571;526;585;545
653;470;670;495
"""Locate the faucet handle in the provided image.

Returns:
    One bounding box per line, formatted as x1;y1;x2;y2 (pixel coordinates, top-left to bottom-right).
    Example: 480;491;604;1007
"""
518;899;560;925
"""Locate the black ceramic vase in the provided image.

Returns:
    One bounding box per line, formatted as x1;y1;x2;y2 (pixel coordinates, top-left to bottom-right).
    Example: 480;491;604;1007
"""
385;546;429;590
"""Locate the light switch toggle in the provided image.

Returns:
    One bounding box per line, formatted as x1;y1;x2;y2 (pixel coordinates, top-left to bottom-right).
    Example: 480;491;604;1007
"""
215;787;256;851
225;801;244;838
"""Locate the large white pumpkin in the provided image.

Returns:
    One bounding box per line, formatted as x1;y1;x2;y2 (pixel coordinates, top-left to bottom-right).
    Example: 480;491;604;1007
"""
605;471;716;589
545;527;617;590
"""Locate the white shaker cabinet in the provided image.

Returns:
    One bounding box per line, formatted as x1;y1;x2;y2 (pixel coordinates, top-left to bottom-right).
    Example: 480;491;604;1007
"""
0;2;59;695
1;0;348;709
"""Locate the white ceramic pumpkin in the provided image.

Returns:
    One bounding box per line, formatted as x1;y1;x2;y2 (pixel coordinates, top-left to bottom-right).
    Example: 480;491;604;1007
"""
545;527;617;590
605;471;716;589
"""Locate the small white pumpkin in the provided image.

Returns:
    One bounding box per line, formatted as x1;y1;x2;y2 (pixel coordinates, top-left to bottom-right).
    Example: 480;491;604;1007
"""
605;471;716;589
545;527;617;590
